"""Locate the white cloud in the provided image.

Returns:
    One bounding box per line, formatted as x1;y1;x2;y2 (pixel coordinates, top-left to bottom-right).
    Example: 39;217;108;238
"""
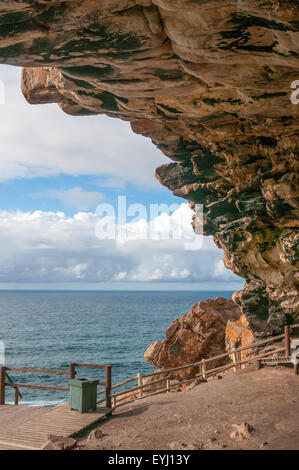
213;259;233;280
0;203;242;286
0;65;168;189
40;187;105;211
129;268;164;282
113;271;128;281
54;263;88;279
170;268;190;279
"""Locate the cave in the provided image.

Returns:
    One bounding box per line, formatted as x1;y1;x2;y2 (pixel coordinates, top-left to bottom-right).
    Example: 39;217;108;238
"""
0;0;298;338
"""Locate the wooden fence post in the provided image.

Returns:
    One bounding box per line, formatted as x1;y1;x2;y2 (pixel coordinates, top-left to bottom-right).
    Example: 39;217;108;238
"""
202;360;207;380
69;363;76;380
106;366;112;409
237;351;242;371
14;387;19;406
232;351;238;372
0;366;6;405
284;325;290;358
137;373;143;398
166;378;170;393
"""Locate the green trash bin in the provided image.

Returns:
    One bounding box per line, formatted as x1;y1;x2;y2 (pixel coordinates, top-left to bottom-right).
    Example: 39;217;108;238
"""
69;377;99;413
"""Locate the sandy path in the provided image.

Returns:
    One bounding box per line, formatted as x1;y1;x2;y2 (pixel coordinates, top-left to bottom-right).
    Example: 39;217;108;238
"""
77;367;299;450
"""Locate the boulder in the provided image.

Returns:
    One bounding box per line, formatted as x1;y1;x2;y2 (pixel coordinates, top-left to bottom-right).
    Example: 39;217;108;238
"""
230;422;254;441
87;428;104;441
145;297;241;379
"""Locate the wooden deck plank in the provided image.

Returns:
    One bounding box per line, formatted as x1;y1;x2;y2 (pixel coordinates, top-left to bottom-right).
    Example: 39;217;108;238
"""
0;441;36;450
0;404;112;449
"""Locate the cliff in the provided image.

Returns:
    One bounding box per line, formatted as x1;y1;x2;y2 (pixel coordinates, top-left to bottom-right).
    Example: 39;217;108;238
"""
0;0;298;335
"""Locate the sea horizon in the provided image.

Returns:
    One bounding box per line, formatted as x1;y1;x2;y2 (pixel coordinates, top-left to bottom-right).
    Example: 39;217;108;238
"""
0;288;237;292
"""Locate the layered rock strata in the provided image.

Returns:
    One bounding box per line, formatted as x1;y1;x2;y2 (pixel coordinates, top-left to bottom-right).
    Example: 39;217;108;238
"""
0;0;298;335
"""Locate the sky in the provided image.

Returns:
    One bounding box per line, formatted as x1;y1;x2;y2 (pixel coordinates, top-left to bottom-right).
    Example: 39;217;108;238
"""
0;65;243;291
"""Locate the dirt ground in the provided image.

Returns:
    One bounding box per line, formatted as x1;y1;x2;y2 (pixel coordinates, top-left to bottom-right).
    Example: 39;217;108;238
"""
77;367;299;450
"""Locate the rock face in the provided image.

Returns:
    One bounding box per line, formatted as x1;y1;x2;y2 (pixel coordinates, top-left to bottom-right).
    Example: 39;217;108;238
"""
144;297;242;378
0;1;298;335
225;313;254;360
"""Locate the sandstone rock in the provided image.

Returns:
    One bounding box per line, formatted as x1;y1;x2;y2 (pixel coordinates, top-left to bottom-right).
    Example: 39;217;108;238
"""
41;435;77;451
0;1;298;335
145;297;241;379
225;313;254;360
230;422;254;441
87;429;104;441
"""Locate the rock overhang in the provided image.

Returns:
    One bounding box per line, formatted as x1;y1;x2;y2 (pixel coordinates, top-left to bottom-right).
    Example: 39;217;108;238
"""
0;0;298;334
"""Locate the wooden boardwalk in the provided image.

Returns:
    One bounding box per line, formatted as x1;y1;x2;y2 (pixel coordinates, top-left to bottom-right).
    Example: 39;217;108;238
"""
0;404;112;450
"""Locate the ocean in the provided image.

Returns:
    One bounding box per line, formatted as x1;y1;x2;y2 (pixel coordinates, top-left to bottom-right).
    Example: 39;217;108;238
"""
0;290;234;407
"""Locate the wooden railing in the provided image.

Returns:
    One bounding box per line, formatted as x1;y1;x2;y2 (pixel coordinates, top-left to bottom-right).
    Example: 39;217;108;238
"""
107;323;299;409
0;362;112;408
0;324;297;410
4;371;22;405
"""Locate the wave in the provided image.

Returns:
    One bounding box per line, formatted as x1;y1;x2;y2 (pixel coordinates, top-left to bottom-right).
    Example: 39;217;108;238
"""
6;399;65;408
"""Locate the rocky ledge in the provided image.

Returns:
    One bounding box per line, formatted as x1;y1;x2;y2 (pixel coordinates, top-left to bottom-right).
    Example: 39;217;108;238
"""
0;1;298;335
